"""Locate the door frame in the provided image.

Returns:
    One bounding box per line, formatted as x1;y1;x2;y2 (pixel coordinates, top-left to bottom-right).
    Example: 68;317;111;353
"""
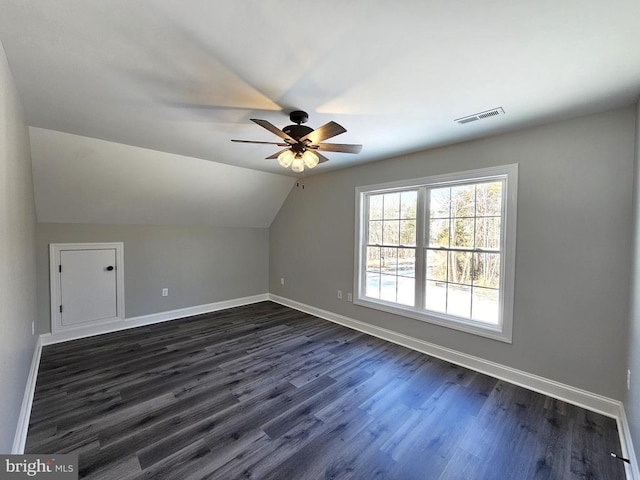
49;242;125;334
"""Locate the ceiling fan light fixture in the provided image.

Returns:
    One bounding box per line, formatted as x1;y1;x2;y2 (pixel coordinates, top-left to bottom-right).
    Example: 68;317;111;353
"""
277;150;295;168
291;155;305;173
302;150;319;169
231;110;362;173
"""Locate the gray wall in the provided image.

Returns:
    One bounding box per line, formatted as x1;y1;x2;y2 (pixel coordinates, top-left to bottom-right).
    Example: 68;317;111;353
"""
36;223;269;334
626;100;640;462
270;106;636;400
0;41;37;452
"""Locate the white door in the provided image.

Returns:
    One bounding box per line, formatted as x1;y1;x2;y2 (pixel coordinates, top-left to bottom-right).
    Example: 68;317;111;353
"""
60;249;117;326
50;243;125;334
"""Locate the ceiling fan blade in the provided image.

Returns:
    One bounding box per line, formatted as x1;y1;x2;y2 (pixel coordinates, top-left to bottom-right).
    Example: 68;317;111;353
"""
266;148;289;160
231;139;289;146
315;151;331;164
299;121;347;144
315;143;363;154
251;119;297;143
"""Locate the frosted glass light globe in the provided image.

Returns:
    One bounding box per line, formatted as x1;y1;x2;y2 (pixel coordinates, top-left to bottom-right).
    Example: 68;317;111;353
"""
277;150;294;168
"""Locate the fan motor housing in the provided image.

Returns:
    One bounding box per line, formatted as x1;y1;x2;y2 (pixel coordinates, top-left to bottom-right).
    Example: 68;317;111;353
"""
283;124;313;140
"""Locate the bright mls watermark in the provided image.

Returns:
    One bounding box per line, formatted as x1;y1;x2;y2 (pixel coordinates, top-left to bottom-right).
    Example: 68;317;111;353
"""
0;455;77;479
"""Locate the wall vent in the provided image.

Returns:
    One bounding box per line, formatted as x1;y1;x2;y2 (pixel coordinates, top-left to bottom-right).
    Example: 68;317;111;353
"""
455;107;505;125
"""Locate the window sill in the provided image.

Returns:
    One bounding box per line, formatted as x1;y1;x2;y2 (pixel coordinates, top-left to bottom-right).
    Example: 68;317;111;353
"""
354;296;512;343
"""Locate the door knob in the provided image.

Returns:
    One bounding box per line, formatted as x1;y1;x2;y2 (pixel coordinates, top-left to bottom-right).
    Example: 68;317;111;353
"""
106;266;114;271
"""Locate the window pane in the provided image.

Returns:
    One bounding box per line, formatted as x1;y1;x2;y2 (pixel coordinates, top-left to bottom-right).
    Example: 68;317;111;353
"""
381;248;398;275
476;182;502;217
475;217;501;250
383;192;400;219
399;220;416;246
450;184;475;217
473;253;500;289
430;187;450;218
368;220;383;245
400;191;417;219
380;274;397;302
383;220;400;245
369;194;383;220
366;247;381;272
451;218;474;248
366;272;380;298
425;280;446;313
397;276;415;306
472;287;499;324
448;251;473;285
397;248;415;278
429;219;450;248
447;284;471;318
426;249;447;281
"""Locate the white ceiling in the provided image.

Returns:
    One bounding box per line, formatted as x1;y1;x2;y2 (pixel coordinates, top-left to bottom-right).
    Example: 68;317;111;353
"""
2;1;640;228
1;0;638;176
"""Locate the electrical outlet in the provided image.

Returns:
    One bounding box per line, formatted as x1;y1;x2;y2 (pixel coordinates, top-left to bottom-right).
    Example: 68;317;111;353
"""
280;277;285;286
347;293;353;302
628;369;632;390
162;288;169;297
337;290;343;300
31;321;35;336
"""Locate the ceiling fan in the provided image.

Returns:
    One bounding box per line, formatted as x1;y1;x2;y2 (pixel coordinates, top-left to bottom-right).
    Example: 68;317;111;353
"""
231;110;362;173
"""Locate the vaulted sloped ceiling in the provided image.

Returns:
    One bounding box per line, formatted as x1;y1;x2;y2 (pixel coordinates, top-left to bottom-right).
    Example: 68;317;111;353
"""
30;128;294;228
1;1;640;227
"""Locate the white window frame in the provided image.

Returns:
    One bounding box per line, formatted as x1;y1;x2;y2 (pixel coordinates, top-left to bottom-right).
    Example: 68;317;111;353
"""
354;164;518;343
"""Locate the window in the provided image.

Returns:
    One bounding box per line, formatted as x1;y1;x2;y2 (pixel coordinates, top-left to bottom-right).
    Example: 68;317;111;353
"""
355;165;517;342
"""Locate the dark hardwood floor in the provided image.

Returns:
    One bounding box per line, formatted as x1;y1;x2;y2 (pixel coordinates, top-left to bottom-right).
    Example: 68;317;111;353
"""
26;302;626;479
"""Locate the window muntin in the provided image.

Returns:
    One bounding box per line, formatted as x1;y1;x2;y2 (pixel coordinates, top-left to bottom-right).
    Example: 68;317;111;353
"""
355;165;517;343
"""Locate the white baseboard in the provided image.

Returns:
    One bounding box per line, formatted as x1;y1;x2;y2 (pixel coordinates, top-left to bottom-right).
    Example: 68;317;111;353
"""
12;336;43;454
40;293;269;346
618;405;640;480
269;294;639;479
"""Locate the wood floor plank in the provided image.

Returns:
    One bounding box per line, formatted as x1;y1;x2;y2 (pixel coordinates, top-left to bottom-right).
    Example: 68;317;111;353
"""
259;402;375;480
26;301;626;479
202;415;326;480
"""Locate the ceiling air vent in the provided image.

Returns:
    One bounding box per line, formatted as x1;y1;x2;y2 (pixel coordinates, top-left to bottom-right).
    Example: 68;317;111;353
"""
455;107;505;125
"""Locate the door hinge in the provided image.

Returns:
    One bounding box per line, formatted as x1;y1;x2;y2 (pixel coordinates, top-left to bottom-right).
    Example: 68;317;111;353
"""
59;305;63;313
59;265;62;273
